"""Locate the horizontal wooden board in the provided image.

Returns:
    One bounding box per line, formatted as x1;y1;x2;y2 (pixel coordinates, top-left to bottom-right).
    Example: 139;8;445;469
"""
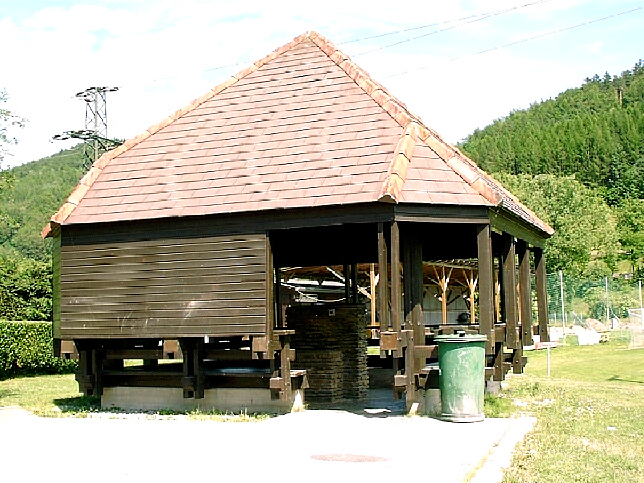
61;270;265;287
59;232;267;339
60;321;265;339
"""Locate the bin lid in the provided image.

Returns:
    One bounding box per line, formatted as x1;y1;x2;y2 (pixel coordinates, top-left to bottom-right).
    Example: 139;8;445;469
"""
435;331;487;343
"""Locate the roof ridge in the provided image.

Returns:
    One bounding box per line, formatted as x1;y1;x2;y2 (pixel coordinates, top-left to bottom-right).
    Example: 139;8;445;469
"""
305;32;507;209
378;122;418;203
308;31;419;130
42;31;553;238
43;32;314;238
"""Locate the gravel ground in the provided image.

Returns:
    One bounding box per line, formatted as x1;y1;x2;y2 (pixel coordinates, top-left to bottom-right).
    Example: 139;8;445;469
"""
0;406;534;482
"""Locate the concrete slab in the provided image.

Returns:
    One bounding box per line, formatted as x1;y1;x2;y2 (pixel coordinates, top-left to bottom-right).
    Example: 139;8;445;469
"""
0;407;534;482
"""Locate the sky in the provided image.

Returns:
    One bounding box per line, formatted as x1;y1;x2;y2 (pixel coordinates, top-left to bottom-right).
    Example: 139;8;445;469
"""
1;0;643;168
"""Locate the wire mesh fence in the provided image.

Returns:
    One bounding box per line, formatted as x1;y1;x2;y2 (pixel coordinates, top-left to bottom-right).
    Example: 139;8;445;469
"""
545;272;644;346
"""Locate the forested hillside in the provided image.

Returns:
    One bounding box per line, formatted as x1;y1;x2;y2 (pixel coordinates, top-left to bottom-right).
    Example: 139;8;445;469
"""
0;145;85;262
0;146;85;320
461;60;644;204
461;61;644;277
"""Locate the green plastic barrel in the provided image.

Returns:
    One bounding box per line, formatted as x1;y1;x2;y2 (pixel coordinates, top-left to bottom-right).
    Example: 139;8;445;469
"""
436;332;487;422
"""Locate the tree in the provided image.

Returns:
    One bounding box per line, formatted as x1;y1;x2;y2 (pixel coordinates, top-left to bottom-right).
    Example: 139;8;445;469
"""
615;198;644;277
0;90;26;168
493;173;620;275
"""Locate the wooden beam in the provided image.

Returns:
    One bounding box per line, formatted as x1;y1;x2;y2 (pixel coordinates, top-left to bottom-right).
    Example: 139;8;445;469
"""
377;223;389;332
403;227;424;345
517;240;534;347
534;247;550;342
275;265;283;328
493;341;504;381
463;268;478;325
265;234;275;344
501;233;519;350
350;263;358;304
489;209;546;248
390;221;402;335
477;224;495;354
370;264;377;333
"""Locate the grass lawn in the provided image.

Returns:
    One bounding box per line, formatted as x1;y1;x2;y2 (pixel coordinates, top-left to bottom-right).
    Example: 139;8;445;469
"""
0;373;269;420
0;373;95;416
501;334;644;482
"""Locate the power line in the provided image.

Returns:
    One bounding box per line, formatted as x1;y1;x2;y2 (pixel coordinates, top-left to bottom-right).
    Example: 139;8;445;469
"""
338;0;554;46
351;0;554;57
385;6;644;79
110;1;554;91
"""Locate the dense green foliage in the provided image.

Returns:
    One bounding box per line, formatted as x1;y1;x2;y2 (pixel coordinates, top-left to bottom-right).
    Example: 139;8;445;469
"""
493;174;619;275
0;145;84;321
461;61;644;203
0;145;86;261
461;61;644;276
0;255;53;321
0;321;76;378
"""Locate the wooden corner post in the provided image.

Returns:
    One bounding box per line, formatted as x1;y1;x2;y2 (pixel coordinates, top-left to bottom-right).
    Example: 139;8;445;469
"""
517;240;533;347
534;247;550;342
377;222;389;332
501;232;519;350
477;224;495;354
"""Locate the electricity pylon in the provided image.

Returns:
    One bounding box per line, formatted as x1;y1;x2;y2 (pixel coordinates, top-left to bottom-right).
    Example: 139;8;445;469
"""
53;86;121;170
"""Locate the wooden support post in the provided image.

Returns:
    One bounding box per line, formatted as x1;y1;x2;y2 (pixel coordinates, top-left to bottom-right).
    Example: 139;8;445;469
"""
463;268;478;325
370;264;377;333
275;265;283;328
402;330;416;412
343;264;350;303
179;339;204;399
534;247;550;342
477;225;495;354
403;228;424;345
75;341;92;396
194;341;204;399
265;234;275;348
390;221;402;335
517;240;533;347
350;263;358;304
280;333;292;401
377;223;389;332
501;233;519;350
512;345;524;374
493;341;504;381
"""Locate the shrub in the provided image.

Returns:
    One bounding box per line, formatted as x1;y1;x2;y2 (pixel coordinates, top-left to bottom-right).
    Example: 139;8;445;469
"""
0;321;76;379
0;255;52;321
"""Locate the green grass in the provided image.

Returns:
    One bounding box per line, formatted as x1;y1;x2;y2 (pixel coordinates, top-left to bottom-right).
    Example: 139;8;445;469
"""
500;336;644;482
0;373;97;416
0;373;271;420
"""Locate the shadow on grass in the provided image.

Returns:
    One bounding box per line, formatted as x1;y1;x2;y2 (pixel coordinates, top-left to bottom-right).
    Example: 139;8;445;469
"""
53;395;101;413
608;375;644;384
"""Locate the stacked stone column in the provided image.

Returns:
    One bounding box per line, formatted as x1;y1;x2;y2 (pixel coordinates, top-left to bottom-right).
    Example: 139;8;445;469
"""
287;305;368;403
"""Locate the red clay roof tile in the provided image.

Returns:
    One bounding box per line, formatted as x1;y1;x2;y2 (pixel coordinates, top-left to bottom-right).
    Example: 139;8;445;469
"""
42;31;553;239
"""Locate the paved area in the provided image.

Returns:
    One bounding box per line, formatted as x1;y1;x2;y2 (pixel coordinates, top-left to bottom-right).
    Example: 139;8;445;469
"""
0;405;534;482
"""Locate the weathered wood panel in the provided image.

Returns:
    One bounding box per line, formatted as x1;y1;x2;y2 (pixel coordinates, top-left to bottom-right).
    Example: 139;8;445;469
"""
60;232;267;339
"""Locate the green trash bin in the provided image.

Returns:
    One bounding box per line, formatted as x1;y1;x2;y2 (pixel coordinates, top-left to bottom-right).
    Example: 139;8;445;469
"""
436;332;487;422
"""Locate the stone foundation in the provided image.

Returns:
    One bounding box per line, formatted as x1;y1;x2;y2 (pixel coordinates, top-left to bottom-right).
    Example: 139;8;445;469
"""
287;304;368;403
101;387;303;414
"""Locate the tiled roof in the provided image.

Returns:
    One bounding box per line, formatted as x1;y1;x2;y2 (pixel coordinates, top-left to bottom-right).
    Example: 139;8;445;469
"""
43;31;553;237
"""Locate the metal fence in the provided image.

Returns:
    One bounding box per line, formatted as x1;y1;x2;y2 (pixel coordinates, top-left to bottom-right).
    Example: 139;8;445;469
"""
545;272;643;330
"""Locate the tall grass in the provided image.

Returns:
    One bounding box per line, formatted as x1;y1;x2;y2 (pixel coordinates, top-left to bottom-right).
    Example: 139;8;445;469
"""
502;337;644;482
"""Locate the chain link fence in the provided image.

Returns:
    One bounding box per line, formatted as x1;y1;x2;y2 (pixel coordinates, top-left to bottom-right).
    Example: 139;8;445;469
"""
545;272;643;347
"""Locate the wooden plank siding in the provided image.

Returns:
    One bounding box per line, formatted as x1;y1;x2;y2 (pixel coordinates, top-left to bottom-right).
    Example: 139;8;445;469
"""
59;233;267;339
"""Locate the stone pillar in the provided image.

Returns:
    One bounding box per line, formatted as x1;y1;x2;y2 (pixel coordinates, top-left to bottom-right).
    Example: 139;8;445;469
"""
287;305;368;403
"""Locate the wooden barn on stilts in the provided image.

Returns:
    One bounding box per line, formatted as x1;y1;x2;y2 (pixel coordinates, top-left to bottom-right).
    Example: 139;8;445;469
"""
43;32;553;414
